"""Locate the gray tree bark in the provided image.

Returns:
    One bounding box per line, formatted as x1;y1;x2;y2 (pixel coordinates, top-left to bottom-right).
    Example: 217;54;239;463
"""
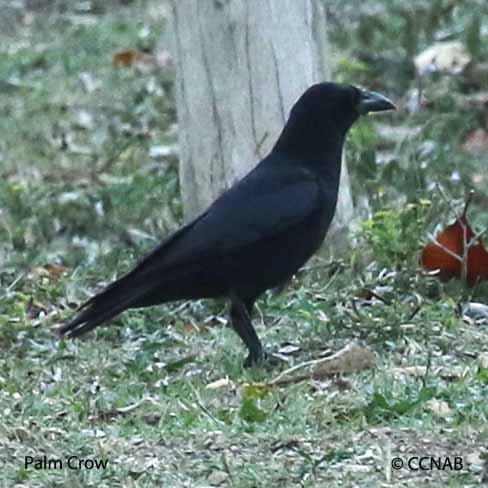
169;0;353;242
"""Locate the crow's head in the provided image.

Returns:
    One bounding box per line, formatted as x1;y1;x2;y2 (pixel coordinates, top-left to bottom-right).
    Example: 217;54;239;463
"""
274;82;395;159
295;82;395;130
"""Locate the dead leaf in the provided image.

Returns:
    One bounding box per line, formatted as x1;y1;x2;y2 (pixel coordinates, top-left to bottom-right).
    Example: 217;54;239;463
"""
425;398;451;416
269;343;375;386
392;365;465;381
278;344;301;355
149;144;178;159
463;302;488;320
206;378;235;390
479;353;488;369
112;48;155;68
421;195;488;284
115;398;148;414
15;427;30;442
392;366;428;377
312;344;375;378
462;128;488;155
113;48;143;66
414;41;471;76
207;470;228;486
466;451;484;466
30;263;69;281
182;322;208;335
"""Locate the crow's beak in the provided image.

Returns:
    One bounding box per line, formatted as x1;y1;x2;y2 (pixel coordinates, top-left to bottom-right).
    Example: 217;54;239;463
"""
357;89;396;115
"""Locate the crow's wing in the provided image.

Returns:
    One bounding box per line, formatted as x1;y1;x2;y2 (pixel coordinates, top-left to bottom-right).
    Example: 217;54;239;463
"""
138;163;321;270
59;162;321;337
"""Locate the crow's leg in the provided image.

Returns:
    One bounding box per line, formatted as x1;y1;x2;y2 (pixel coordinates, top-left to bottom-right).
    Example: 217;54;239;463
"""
229;295;263;367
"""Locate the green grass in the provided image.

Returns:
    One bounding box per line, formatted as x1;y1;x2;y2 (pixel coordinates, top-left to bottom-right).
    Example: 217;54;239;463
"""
1;1;488;486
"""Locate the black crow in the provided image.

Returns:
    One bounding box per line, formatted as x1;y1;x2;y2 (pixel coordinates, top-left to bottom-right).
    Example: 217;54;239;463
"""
59;82;395;366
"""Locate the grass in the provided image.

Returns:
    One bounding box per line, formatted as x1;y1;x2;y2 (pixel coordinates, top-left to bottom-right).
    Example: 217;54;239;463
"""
1;1;488;486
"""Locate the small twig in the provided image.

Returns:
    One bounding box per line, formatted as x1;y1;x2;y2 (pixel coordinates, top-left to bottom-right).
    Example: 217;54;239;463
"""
428;233;463;262
268;343;374;387
348;298;365;321
365;288;391;305
254;301;265;327
421;349;432;388
454;349;477;359
407;292;423;321
416;71;422;112
168;300;193;316
187;383;223;426
462;190;475;218
459;212;469;281
466;227;488;249
96;138;134;175
0;273;24;300
322;268;341;294
436;184;461;220
431;188;487;282
269;357;319;386
408;305;421;321
311;454;329;476
221;452;234;486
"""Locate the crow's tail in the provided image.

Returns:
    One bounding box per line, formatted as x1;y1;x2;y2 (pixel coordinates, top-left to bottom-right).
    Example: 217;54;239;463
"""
59;214;207;338
58;270;155;338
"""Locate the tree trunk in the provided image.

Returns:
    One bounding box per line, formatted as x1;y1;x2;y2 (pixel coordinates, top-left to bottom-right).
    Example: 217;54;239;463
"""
169;0;353;241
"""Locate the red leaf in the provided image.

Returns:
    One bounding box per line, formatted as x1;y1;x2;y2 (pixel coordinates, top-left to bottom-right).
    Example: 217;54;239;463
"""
422;213;488;285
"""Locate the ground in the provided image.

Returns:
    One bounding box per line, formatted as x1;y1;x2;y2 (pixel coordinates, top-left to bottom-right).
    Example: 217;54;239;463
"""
0;1;487;487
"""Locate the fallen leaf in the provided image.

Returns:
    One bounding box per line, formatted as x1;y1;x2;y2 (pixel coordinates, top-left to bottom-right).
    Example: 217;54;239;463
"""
463;302;488;320
182;322;208;335
207;470;228;486
462;128;488;155
278;344;301;355
115;398;148;414
312;344;375;379
206;378;235;390
421;195;488;284
31;264;69;281
112;48;155;68
392;366;464;380
113;48;143;66
392;366;428;377
479;353;488;369
414;41;471;76
466;451;484;466
149;144;178;158
425;398;451;416
269;343;375;386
